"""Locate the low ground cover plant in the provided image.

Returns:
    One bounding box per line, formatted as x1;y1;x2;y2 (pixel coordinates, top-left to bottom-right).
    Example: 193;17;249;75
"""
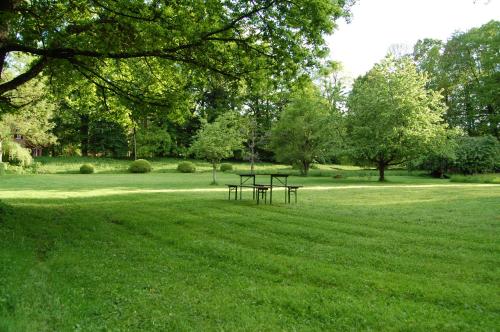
79;164;95;174
177;161;196;173
129;159;152;173
220;163;233;172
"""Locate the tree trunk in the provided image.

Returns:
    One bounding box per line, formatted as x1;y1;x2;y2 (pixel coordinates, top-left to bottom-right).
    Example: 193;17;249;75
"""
212;163;217;184
80;114;89;156
132;126;137;160
250;138;255;174
378;162;386;182
302;160;309;176
0;140;3;163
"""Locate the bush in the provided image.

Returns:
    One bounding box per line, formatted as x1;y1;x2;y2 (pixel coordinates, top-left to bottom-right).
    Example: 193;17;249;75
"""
61;144;81;157
177;161;196;173
28;162;50;174
80;163;95;174
0;162;6;175
129;159;152;173
220;163;233;172
454;136;499;175
3;141;32;167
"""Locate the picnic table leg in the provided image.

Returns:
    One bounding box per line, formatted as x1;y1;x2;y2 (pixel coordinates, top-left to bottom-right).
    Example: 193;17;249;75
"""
235;186;238;200
270;176;273;204
239;186;242;200
253;175;256;200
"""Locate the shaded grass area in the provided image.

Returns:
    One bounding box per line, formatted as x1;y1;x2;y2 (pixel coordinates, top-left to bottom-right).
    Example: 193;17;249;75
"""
450;173;500;184
0;174;499;331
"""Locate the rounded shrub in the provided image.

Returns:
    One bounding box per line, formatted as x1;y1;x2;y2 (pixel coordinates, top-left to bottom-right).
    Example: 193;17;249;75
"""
220;163;233;172
177;161;196;173
79;163;95;174
129;159;152;173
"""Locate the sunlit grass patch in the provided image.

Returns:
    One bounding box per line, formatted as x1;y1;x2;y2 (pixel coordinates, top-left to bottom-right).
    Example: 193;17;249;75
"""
0;173;499;330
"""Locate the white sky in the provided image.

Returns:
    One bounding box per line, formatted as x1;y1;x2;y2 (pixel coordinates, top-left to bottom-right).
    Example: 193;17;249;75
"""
326;0;500;80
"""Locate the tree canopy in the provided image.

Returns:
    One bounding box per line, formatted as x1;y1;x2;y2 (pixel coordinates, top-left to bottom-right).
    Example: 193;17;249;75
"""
0;0;353;108
346;56;449;181
270;81;340;175
190;112;246;183
413;20;500;138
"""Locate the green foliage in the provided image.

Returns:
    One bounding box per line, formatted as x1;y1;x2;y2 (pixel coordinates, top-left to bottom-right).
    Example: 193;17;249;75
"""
270;83;340;176
0;162;5;175
411;136;458;178
413;21;500;138
79;164;95;174
346;56;449;181
136;124;172;158
61;144;82;157
177;161;196;173
1;0;353;106
219;163;233;172
190;112;246;183
129;159;152;174
454;136;499;174
0;77;57;147
88;119;129;158
3;142;32;167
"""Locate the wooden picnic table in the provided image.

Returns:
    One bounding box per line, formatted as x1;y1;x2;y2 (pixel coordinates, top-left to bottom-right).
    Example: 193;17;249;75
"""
237;173;292;204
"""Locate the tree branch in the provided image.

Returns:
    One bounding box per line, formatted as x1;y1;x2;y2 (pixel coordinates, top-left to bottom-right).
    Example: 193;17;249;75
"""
0;57;48;94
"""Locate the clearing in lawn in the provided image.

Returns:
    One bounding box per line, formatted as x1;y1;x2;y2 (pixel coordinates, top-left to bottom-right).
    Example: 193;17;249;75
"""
0;171;499;331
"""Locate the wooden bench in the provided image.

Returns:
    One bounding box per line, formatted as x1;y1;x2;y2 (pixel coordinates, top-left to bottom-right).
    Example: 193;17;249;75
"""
255;185;270;205
286;185;302;204
226;184;238;200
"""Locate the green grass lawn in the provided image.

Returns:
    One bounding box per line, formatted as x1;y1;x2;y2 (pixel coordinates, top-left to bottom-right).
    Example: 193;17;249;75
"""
1;169;499;331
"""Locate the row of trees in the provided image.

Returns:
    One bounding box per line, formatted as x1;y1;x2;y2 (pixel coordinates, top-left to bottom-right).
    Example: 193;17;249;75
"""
0;4;498;182
191;41;499;182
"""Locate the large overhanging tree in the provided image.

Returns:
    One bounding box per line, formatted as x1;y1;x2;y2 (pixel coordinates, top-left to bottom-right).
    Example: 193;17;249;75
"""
0;0;354;108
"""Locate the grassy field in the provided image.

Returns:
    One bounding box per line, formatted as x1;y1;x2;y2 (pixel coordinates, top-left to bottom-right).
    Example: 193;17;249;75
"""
0;161;499;331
